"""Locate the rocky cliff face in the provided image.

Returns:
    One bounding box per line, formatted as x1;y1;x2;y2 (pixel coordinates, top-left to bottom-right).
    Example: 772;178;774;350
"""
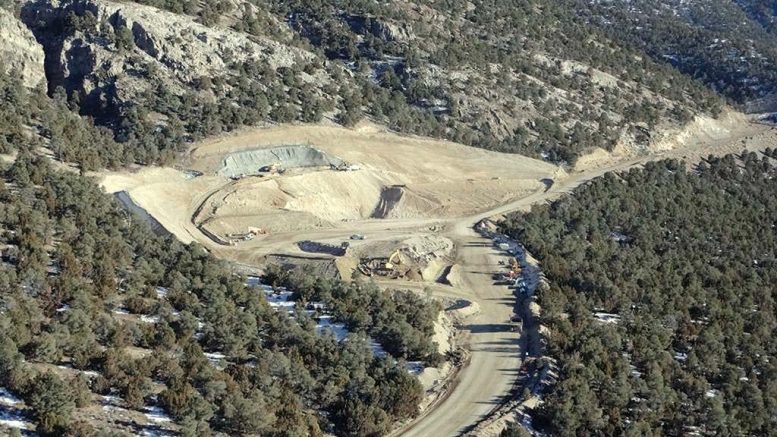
0;7;46;88
19;0;340;125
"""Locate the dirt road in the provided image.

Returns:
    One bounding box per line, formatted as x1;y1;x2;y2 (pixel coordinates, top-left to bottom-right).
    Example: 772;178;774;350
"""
402;225;523;436
399;158;652;436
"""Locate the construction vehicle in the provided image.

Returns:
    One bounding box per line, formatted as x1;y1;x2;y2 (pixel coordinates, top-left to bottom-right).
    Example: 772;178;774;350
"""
259;163;286;174
385;249;401;269
333;162;362;171
226;227;268;244
357;250;406;279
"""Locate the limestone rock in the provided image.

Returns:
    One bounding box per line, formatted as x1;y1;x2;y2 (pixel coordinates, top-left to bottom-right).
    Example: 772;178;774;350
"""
0;7;46;88
20;0;331;117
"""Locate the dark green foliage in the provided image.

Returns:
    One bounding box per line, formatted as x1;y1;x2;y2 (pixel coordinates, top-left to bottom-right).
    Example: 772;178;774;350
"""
0;72;127;170
267;266;442;365
26;372;75;435
502;154;777;435
575;0;777;106
501;422;531;437
39;0;724;166
0;153;429;434
255;0;721;161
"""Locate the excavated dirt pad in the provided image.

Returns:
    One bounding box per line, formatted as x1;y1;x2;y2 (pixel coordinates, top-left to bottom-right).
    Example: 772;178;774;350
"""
187;123;561;236
347;234;454;281
100;167;225;244
98;117;777;262
189;123;562;182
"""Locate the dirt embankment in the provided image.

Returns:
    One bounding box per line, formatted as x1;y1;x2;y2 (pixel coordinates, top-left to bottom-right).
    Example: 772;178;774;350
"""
372;186;405;218
575;110;766;172
192;126;557;238
113;191;169;236
99;167;226;245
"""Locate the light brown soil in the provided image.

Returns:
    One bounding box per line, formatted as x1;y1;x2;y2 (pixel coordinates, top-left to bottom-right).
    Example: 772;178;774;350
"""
101;167;225;244
189;123;559;235
99;122;561;266
574;110;767;172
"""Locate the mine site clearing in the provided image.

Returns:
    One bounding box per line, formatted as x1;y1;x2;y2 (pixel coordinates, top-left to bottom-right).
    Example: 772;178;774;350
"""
185;123;563;239
101;123;564;279
99;115;777;282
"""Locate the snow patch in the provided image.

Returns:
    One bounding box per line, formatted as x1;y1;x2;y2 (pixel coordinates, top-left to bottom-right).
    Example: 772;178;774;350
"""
0;388;21;407
406;361;425;375
593;312;621;324
204;352;226;367
144;405;172;423
674;351;688;362
155;287;169;298
140;314;160;324
315;315;348;341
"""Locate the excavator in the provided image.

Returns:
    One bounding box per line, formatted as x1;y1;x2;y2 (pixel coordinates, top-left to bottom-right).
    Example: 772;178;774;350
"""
385;249;402;269
357;250;404;278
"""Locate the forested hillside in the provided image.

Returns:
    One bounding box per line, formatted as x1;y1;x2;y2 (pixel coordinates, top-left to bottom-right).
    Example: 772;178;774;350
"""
3;0;777;434
5;0;725;165
0;70;128;170
577;0;777;110
502;154;777;435
0;67;441;434
11;0;777;166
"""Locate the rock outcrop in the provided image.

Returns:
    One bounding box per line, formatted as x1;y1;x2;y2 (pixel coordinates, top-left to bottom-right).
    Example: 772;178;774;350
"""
344;14;414;43
19;0;335;119
0;7;46;88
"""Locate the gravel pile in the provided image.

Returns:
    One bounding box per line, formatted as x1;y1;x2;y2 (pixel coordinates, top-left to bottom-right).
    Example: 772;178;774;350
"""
217;145;345;178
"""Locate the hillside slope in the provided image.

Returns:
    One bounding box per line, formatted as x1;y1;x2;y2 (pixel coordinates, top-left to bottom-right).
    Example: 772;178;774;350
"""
0;7;45;88
8;0;728;166
576;0;777;111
